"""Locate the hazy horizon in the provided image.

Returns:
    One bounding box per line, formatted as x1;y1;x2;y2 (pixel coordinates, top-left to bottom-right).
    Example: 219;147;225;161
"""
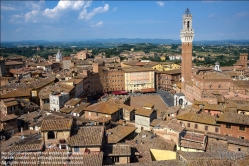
1;1;249;41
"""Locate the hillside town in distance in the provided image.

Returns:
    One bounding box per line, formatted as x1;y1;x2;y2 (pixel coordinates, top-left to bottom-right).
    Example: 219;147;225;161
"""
1;8;249;166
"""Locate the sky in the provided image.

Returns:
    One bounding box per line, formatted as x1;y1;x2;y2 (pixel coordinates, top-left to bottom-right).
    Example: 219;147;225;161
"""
1;1;249;41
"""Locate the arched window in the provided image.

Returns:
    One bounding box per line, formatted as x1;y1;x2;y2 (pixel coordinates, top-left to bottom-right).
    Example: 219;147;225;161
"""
187;21;190;29
209;84;212;89
179;99;183;105
47;131;55;139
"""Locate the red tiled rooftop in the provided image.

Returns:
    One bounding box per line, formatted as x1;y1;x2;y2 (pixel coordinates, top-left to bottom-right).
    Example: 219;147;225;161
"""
41;118;73;131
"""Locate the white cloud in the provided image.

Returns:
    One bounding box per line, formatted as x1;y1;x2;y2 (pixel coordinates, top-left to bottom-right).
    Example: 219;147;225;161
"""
156;1;164;7
72;1;85;10
1;5;16;11
11;14;22;19
113;7;117;12
79;4;109;20
25;10;39;22
43;0;88;18
91;21;103;27
15;28;23;33
25;1;44;10
236;12;248;17
202;1;215;3
21;1;46;23
209;13;216;18
9;14;23;24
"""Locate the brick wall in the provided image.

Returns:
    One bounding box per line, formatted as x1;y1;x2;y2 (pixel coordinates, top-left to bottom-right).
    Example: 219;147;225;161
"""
220;123;249;140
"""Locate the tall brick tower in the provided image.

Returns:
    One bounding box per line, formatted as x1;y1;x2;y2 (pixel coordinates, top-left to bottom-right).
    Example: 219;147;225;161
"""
180;8;194;85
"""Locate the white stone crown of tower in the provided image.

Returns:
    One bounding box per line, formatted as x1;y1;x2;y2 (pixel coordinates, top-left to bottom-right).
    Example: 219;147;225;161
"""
180;8;194;43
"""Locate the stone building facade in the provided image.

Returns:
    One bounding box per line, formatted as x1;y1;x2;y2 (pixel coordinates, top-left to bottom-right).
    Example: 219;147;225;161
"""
234;53;248;69
177;112;220;134
99;68;125;92
135;108;157;133
217;112;249;140
5;61;25;76
49;92;70;111
62;56;72;70
124;67;155;93
76;50;89;60
41;118;73;149
156;69;181;92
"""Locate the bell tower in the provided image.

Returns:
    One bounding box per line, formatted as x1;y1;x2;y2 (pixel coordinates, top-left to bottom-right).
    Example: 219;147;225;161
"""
180;8;194;83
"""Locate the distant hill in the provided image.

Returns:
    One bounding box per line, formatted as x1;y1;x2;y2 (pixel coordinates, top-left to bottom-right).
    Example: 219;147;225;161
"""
1;38;249;48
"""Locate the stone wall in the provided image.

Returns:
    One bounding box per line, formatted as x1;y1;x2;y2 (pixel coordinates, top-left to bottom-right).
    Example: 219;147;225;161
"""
178;120;220;134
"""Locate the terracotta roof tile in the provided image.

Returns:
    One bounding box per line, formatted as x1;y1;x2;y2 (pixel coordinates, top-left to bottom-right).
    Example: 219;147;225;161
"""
205;132;227;140
180;140;205;150
120;104;135;112
38;83;74;99
69;126;104;146
166;106;181;114
193;100;208;105
157;69;181;75
217;112;249;125
5;148;103;166
10;152;40;165
166;120;185;133
93;116;111;123
1;113;18;122
5;61;24;65
104;144;131;156
227;136;249;146
143;103;154;108
3;100;19;107
0;88;32;99
65;98;82;107
177;112;217;125
107;125;136;144
178;151;248;162
60;107;74;114
150;119;161;127
109;160;183;166
71;103;90;114
30;77;55;89
122;67;155;72
84;100;120;115
237;104;249;111
191;105;201;111
10;140;44;152
202;72;231;80
68;152;103;166
41;118;73;131
135;108;154;117
204;104;224;111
